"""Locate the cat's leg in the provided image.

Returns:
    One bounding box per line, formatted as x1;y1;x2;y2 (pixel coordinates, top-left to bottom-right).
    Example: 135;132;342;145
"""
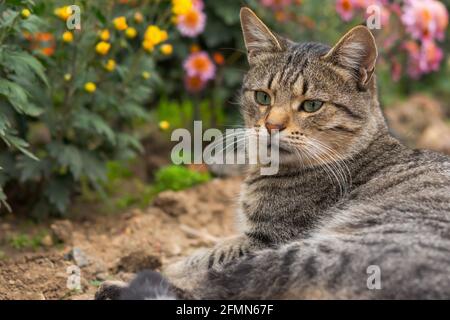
186;231;450;299
164;235;262;292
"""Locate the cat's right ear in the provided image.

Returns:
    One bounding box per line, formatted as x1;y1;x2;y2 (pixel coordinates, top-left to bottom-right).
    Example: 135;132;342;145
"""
240;7;283;64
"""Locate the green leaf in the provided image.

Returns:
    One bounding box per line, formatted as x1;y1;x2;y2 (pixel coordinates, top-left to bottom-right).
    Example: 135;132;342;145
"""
1;131;39;161
72;110;116;144
44;176;72;213
47;142;83;179
0;49;49;86
0;79;43;116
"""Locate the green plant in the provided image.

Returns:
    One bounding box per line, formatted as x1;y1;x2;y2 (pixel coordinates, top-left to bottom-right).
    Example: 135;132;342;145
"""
8;231;47;250
0;0;178;216
153;165;210;193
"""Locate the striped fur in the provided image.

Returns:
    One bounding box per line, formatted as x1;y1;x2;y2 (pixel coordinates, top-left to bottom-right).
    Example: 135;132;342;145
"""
97;8;450;300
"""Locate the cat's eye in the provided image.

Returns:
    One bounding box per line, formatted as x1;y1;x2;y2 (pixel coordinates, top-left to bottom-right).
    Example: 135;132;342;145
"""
301;100;324;113
255;91;271;106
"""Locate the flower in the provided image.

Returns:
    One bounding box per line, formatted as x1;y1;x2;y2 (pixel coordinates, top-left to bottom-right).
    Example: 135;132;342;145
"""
176;7;206;37
125;27;137;39
62;31;74;43
113;16;128;31
21;9;31;18
402;0;449;41
336;0;355;21
172;0;193;16
142;71;151;79
99;29;110;41
183;51;216;81
134;12;144;23
105;59;116;72
142;39;155;52
144;25;168;46
261;0;293;9
96;41;111;55
184;75;206;93
159;121;170;130
213;52;225;65
84;82;96;93
160;44;173;55
54;6;71;21
64;73;72;81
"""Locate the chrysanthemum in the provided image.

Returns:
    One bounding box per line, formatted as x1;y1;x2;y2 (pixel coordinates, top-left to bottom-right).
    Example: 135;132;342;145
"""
335;0;355;21
402;0;449;41
183;51;216;81
176;7;206;37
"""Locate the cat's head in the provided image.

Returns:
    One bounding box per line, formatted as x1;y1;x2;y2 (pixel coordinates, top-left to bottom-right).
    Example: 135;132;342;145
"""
239;8;386;166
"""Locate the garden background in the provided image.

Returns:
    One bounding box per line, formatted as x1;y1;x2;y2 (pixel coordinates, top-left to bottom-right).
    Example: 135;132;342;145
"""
0;0;449;299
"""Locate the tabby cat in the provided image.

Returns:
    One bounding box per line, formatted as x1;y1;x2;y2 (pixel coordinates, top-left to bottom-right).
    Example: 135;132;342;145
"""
96;7;450;300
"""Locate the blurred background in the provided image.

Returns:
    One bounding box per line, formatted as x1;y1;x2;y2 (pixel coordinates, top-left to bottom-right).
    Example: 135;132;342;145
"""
0;0;449;299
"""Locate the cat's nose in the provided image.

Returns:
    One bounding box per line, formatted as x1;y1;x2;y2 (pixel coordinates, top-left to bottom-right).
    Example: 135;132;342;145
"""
265;121;286;134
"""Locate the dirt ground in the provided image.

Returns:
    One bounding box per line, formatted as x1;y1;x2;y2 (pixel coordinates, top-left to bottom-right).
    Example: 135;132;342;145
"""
0;178;241;300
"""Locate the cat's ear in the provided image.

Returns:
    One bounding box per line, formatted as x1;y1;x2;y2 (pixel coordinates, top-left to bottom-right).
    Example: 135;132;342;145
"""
323;26;378;89
240;7;283;64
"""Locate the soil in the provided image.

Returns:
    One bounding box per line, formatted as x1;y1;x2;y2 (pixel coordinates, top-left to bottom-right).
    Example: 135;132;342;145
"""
0;177;241;300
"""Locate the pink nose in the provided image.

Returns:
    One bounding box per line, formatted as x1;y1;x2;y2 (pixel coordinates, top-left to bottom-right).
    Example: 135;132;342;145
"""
265;122;286;134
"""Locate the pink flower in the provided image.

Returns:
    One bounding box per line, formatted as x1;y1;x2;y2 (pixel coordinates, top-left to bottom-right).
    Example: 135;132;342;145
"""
404;39;444;78
183;51;216;81
336;0;355;21
176;7;206;37
402;0;449;41
192;0;204;10
261;0;293;9
419;40;444;72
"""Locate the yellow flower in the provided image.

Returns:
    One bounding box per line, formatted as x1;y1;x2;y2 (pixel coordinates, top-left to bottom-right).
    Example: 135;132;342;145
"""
84;82;96;93
142;71;151;79
95;41;111;55
64;73;72;81
21;9;31;18
99;29;110;41
144;25;168;47
125;27;137;39
104;59;116;72
113;16;128;31
54;6;71;21
160;44;173;56
160;30;169;42
134;12;144;24
142;39;154;52
159;120;170;131
172;0;193;16
62;31;74;43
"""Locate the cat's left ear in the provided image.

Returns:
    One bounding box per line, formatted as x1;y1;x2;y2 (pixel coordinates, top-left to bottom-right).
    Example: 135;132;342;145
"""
322;26;378;89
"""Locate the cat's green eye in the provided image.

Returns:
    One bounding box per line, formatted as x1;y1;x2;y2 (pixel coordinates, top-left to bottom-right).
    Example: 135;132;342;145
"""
255;91;271;106
301;100;324;113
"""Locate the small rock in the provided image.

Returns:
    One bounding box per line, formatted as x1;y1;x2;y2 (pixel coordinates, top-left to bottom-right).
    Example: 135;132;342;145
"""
40;235;54;247
66;247;90;268
50;220;73;244
95;272;109;281
114;250;161;273
153;191;189;217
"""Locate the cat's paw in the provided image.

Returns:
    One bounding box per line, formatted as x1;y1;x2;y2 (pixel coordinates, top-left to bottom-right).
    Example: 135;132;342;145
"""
95;280;127;300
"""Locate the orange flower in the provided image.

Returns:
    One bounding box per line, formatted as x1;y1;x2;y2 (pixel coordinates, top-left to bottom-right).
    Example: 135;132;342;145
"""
213;52;225;65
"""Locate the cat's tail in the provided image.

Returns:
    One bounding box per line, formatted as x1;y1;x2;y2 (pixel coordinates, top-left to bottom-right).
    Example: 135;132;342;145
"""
95;270;182;300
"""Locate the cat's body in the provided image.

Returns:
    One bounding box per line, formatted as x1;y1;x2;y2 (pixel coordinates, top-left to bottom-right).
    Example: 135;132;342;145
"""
96;8;450;300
